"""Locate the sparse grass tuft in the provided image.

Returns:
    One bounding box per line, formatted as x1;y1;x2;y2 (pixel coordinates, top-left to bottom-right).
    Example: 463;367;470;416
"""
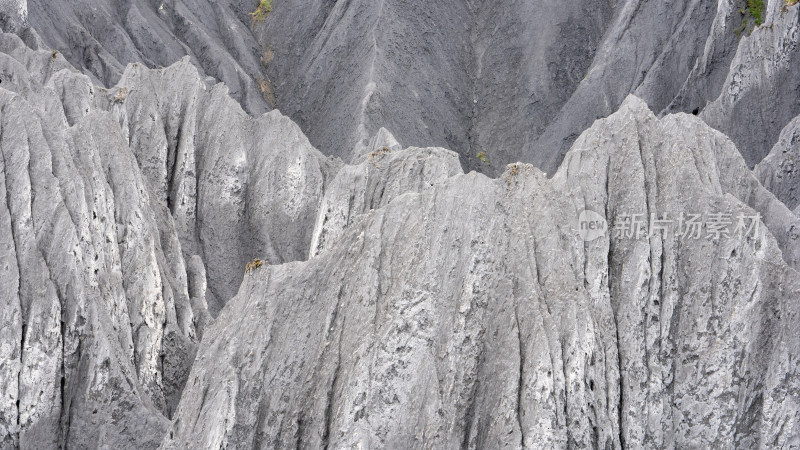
257;78;277;107
112;87;128;103
261;48;274;66
787;0;799;6
246;259;263;273
251;0;272;24
368;147;392;167
477;152;490;165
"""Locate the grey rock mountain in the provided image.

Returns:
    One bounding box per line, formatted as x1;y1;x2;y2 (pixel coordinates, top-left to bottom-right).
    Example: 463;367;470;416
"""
25;0;269;115
0;26;335;447
756;115;800;212
258;0;800;173
1;0;800;448
0;32;186;447
700;0;800;167
164;97;800;449
109;57;339;314
21;0;800;174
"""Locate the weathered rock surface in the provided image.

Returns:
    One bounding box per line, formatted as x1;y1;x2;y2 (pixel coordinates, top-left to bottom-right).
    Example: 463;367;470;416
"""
3;1;800;447
0;28;337;447
0;0;26;34
164;96;800;448
701;0;800;167
756;114;800;212
20;0;800;177
254;0;800;175
310;143;462;258
0;32;186;447
108;57;339;313
25;0;269;115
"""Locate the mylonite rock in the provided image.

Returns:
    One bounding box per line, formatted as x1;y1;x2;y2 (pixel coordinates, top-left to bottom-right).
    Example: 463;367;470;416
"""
163;96;800;448
755;115;800;212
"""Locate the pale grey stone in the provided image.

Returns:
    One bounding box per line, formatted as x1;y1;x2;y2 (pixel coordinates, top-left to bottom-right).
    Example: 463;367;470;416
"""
310;145;461;257
25;0;269;114
163;96;800;449
3;2;800;446
701;1;800;167
755;115;800;212
0;30;337;447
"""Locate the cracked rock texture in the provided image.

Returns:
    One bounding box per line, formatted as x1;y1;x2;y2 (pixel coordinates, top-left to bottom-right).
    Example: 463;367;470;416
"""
256;0;800;174
22;0;800;175
164;97;800;448
0;32;189;447
25;0;269;115
756;114;800;213
108;57;339;313
700;0;800;167
2;0;800;448
0;25;336;447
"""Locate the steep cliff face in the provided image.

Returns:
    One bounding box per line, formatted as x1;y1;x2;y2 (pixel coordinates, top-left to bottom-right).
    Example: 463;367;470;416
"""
3;1;800;448
256;0;800;173
309;145;462;258
701;0;800;167
108;58;339;313
756;114;800;212
21;0;800;175
25;0;269;115
163;97;800;449
0;32;187;447
0;27;338;447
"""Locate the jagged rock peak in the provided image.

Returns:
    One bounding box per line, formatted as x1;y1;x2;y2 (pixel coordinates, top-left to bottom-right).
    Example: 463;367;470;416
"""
0;0;26;32
162;94;800;449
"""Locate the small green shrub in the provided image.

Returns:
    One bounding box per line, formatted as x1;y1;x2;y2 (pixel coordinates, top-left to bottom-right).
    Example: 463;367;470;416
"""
477;152;489;165
747;0;765;25
251;0;272;23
